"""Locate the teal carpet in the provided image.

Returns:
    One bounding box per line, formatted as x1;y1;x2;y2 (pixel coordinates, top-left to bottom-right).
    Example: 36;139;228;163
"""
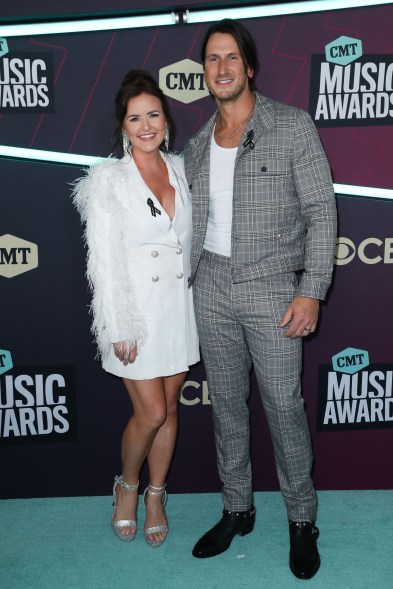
1;491;392;589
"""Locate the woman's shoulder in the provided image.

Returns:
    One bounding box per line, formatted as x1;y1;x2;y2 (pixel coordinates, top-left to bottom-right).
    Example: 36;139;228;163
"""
88;155;131;180
72;156;130;219
166;151;186;174
74;156;125;190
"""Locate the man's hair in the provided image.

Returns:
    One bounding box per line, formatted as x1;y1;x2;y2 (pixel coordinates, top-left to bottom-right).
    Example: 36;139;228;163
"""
200;19;258;90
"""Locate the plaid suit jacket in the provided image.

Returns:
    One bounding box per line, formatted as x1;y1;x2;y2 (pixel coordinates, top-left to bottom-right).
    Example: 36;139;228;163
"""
184;92;337;300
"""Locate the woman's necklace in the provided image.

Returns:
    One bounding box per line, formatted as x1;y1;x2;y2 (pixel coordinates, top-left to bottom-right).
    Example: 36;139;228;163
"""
215;105;255;142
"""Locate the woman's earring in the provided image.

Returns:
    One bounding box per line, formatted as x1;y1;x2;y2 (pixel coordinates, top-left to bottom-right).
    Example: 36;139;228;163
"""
164;127;169;151
122;130;130;156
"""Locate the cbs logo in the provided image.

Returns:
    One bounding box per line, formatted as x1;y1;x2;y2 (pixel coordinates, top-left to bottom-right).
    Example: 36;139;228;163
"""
335;237;393;266
180;380;211;406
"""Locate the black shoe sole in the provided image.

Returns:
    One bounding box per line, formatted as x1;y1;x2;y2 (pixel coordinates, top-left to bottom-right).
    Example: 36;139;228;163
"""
192;518;255;558
289;556;321;580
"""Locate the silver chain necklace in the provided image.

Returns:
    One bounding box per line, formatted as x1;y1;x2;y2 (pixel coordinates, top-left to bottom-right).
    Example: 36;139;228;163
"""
216;106;254;141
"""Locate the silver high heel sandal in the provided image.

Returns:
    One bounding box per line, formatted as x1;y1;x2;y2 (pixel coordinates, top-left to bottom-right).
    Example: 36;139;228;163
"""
112;475;139;541
143;483;168;548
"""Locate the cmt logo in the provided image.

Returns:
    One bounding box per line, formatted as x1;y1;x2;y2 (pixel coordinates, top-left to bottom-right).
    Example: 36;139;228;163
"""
159;59;210;104
0;350;13;376
335;236;393;266
0;38;8;57
0;234;38;278
332;348;369;375
325;36;362;66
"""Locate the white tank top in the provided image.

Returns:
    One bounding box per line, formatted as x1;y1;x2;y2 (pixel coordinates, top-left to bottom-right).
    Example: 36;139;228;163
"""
203;133;237;257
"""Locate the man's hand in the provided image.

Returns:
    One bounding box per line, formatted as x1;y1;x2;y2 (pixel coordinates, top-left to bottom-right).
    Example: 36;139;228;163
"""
280;296;320;339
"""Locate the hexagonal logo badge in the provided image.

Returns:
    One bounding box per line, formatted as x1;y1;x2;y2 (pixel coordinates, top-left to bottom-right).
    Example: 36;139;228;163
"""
0;38;9;57
0;349;13;376
325;36;362;66
159;59;210;104
332;348;369;375
0;234;39;278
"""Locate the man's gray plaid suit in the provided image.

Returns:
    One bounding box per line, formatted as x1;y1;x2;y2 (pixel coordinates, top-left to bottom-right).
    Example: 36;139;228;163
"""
184;92;336;521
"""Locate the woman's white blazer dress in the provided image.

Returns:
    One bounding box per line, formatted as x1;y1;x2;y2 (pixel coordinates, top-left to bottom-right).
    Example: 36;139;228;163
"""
73;152;200;379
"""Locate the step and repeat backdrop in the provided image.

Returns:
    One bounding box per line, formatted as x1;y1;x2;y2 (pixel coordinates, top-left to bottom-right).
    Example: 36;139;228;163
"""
1;2;393;498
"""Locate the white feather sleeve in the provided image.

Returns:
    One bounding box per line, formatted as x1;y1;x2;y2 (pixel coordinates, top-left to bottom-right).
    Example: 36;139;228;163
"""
71;158;148;360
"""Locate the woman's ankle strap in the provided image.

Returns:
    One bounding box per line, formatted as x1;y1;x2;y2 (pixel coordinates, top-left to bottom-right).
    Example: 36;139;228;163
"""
114;475;139;492
147;483;166;495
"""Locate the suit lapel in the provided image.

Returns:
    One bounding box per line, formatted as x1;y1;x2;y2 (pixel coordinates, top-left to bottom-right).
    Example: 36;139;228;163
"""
237;93;276;161
188;115;216;277
190;116;215;229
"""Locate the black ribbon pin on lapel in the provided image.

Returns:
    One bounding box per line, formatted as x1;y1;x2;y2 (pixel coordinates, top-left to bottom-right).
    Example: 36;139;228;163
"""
147;197;161;217
243;130;255;150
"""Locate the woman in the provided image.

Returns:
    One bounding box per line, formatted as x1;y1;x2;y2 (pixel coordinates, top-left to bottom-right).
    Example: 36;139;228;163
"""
72;70;199;548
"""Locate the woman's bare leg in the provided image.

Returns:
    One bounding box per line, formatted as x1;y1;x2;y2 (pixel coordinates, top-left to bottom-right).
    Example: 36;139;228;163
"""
144;371;186;543
113;377;168;538
114;372;186;540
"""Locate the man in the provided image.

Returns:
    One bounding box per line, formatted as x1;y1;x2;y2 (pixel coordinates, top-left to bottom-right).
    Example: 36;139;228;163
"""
184;19;336;579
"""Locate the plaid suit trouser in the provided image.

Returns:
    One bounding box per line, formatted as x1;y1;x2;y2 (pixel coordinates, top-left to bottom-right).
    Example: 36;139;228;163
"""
193;249;317;521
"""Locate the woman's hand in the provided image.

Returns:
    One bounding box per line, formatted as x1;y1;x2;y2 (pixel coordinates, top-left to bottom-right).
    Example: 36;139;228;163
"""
114;341;138;365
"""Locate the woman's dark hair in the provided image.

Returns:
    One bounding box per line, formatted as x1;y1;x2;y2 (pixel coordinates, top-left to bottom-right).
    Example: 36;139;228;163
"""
200;19;258;90
114;69;174;155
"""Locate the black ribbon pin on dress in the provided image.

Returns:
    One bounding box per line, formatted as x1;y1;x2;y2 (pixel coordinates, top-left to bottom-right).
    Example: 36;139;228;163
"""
147;197;161;217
